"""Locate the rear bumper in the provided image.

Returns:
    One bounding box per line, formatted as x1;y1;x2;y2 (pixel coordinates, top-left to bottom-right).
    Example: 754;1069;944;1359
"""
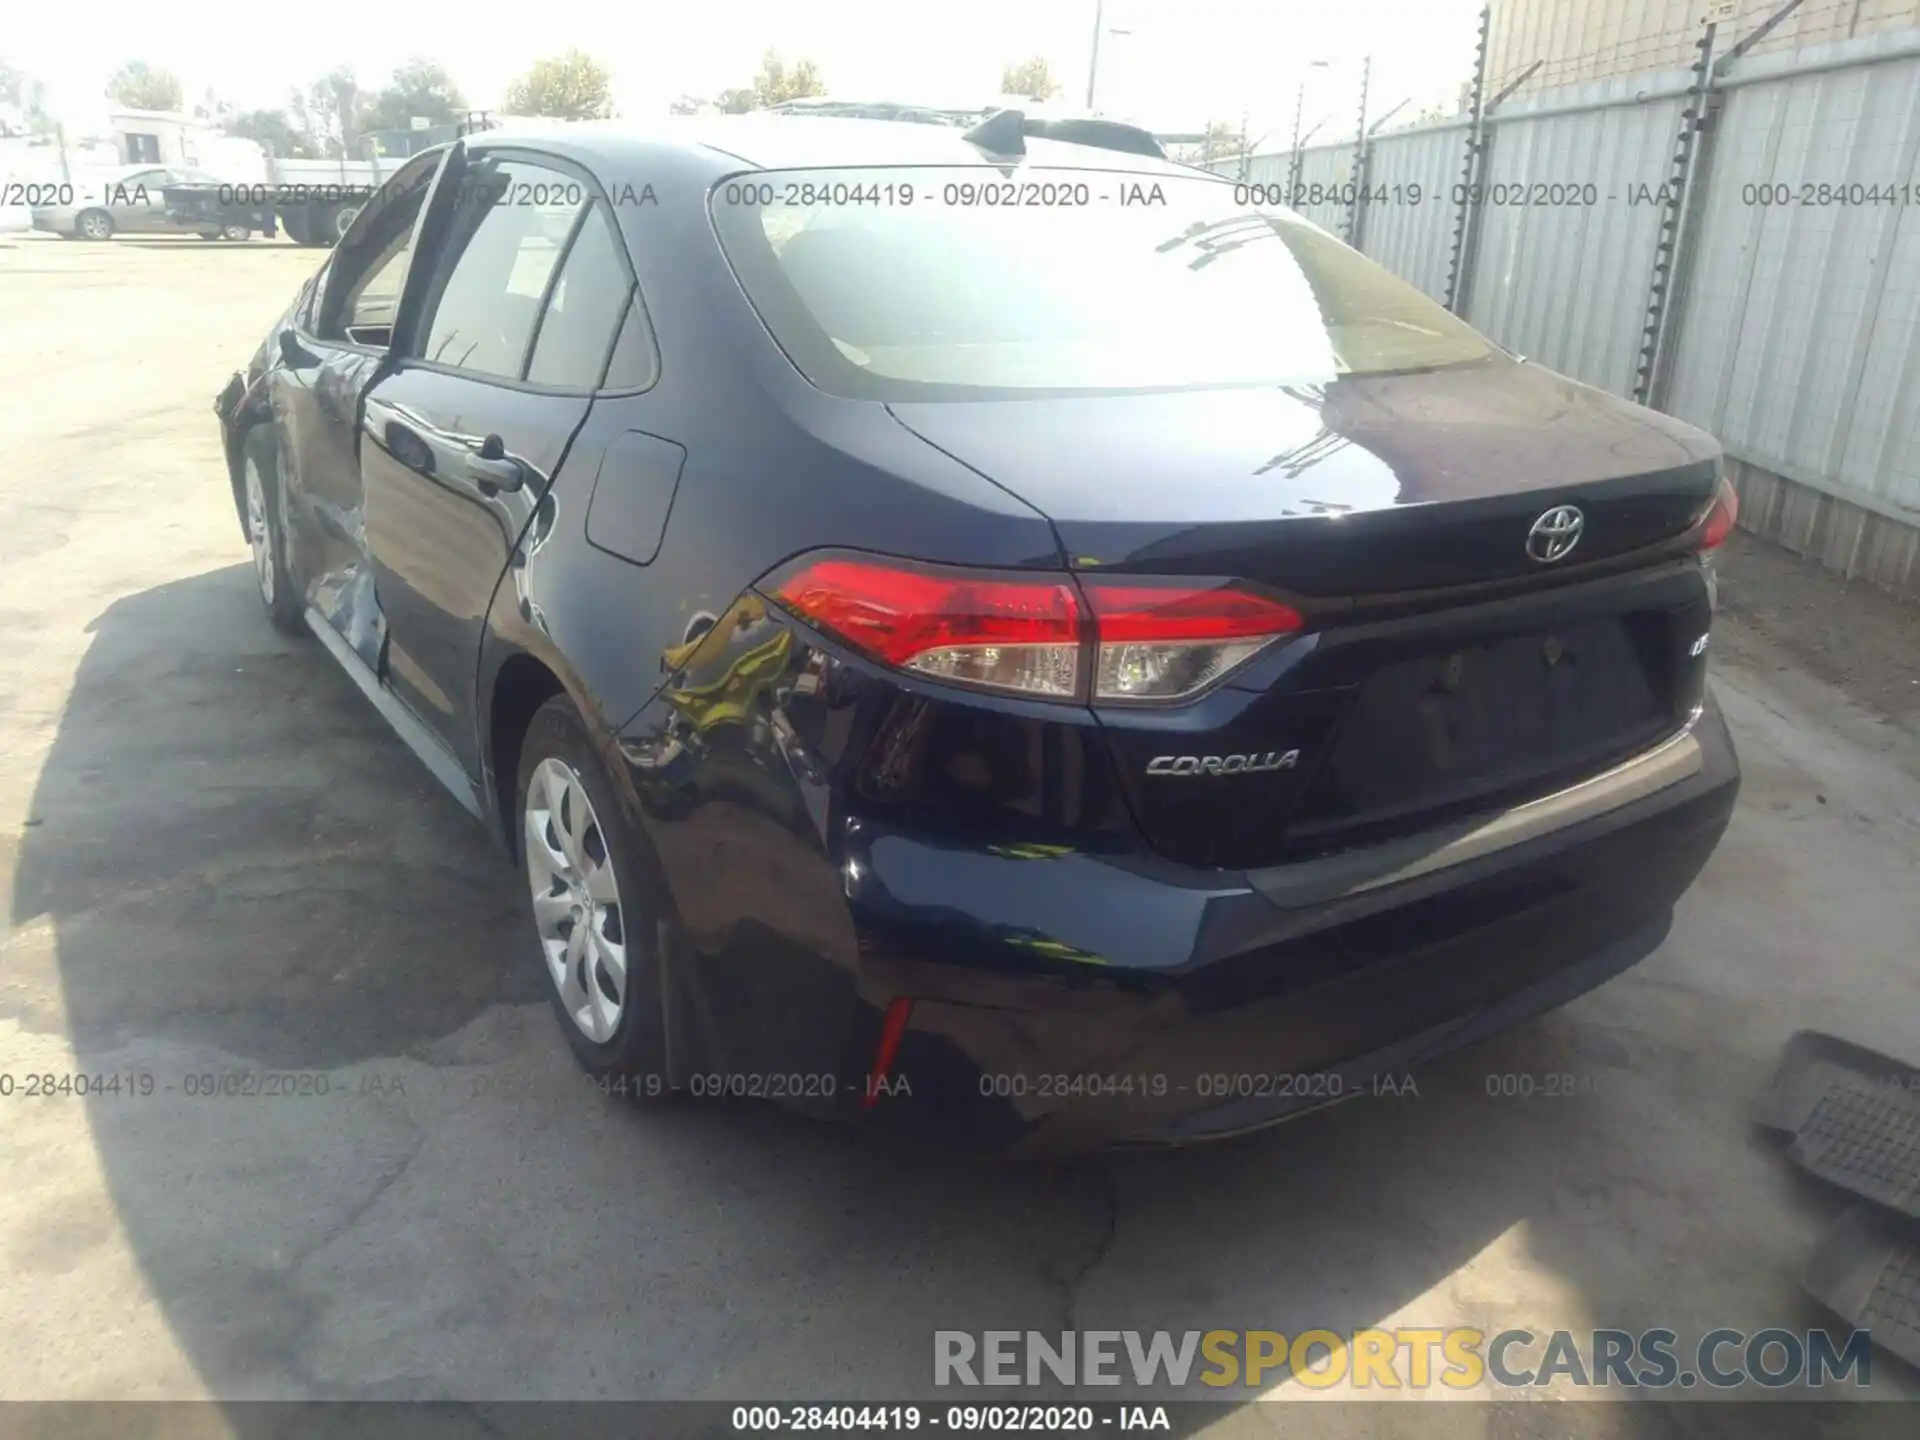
848;696;1739;1154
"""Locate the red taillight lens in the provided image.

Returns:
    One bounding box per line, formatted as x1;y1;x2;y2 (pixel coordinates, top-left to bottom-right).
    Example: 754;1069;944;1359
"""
1697;475;1739;552
770;556;1083;698
1081;580;1303;703
766;554;1303;705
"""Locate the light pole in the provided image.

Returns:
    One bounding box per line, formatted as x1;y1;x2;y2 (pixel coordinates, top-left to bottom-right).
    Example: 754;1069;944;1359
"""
1087;1;1105;109
1085;2;1132;112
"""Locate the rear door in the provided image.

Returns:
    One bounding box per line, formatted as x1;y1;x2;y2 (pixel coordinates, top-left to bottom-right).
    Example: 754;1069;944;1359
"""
359;149;640;776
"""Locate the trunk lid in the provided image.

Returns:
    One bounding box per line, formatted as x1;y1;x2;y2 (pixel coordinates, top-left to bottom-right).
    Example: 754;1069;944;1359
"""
889;361;1723;870
888;357;1721;597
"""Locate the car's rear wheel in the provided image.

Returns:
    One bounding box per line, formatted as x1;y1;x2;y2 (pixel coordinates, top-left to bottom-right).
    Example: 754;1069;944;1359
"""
518;697;673;1091
221;223;251;242
241;427;305;635
76;209;113;241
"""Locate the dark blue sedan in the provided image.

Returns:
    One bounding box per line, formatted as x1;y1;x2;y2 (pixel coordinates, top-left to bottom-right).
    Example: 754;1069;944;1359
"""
214;112;1740;1152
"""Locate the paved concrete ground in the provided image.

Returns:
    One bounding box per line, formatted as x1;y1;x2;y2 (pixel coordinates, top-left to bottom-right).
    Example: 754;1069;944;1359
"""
2;234;1917;1433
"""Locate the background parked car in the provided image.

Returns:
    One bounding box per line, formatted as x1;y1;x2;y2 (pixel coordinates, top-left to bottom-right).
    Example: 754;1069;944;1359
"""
30;164;252;240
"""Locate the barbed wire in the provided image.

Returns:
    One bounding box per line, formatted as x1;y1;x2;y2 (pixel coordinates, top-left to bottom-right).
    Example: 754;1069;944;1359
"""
1228;0;1885;157
1493;0;1869;95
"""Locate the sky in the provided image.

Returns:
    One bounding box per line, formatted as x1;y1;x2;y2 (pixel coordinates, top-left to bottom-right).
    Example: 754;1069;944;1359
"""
3;0;1486;148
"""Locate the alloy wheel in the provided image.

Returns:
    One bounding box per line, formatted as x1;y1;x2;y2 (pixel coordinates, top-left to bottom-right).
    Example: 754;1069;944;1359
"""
243;452;274;605
79;211;112;240
524;757;629;1043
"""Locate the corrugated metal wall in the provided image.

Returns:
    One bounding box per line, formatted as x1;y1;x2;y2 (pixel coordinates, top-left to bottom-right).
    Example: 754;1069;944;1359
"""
1669;48;1920;523
1358;122;1469;300
1211;29;1920;536
1467;89;1685;395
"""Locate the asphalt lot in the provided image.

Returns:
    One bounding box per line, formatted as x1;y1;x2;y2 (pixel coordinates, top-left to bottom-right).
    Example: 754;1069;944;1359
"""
2;232;1918;1432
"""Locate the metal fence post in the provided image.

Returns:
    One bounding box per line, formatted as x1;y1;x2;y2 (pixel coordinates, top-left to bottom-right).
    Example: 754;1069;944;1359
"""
1634;18;1721;407
1445;6;1492;315
1344;57;1372;247
1648;86;1725;412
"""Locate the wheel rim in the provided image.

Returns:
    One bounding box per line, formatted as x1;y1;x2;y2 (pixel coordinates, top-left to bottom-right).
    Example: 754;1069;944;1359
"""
333;205;360;239
525;757;629;1043
243;454;274;605
81;213;110;239
224;225;249;241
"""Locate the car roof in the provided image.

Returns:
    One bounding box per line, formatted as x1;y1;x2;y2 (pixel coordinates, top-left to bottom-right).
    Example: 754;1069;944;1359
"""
472;114;1197;180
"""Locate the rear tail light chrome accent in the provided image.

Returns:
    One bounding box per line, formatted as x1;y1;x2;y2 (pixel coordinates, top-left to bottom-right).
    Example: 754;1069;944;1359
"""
764;553;1303;705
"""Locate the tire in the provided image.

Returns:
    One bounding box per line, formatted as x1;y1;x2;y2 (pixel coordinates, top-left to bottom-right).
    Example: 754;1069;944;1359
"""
240;426;305;636
281;208;314;246
199;228;223;240
221;223;252;242
308;202;359;247
75;209;113;241
517;696;673;1090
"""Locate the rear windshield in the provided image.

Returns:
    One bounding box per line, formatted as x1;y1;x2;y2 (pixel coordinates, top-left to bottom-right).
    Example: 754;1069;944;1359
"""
708;165;1496;401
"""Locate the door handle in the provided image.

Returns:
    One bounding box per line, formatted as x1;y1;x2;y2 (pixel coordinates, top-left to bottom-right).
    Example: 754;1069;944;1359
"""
463;433;525;495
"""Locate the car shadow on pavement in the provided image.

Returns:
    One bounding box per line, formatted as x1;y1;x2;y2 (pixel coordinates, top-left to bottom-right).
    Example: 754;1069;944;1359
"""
6;564;1840;1433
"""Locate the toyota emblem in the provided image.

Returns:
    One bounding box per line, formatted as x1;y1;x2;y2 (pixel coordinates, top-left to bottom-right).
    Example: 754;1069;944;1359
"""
1526;505;1585;563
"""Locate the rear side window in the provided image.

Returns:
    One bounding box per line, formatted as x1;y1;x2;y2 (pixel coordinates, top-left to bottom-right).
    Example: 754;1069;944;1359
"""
416;158;584;379
601;299;655;389
527;202;641;389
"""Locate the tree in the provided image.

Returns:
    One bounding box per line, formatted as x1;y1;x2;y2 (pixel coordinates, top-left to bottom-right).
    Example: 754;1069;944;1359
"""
362;57;465;134
751;50;825;107
999;57;1060;102
1173;120;1247;167
107;61;184;113
225;108;319;159
504;50;613;120
715;88;757;115
0;59;54;137
296;68;364;157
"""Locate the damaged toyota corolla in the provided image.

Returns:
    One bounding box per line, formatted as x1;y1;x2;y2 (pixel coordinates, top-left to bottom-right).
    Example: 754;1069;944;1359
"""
213;112;1740;1153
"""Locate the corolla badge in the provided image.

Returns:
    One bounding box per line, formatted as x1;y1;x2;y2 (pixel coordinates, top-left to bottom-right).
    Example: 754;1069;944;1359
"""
1526;504;1585;563
1147;750;1299;777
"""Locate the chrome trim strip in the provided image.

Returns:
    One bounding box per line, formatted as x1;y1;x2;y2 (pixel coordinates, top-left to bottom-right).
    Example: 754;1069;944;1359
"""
1252;728;1704;909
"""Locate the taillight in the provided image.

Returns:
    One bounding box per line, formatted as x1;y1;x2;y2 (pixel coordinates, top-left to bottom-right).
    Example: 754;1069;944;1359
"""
1081;580;1303;703
769;555;1083;698
1696;474;1738;552
764;553;1302;705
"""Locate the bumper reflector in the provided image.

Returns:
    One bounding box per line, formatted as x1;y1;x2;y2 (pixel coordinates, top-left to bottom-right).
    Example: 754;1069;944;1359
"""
863;996;915;1110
